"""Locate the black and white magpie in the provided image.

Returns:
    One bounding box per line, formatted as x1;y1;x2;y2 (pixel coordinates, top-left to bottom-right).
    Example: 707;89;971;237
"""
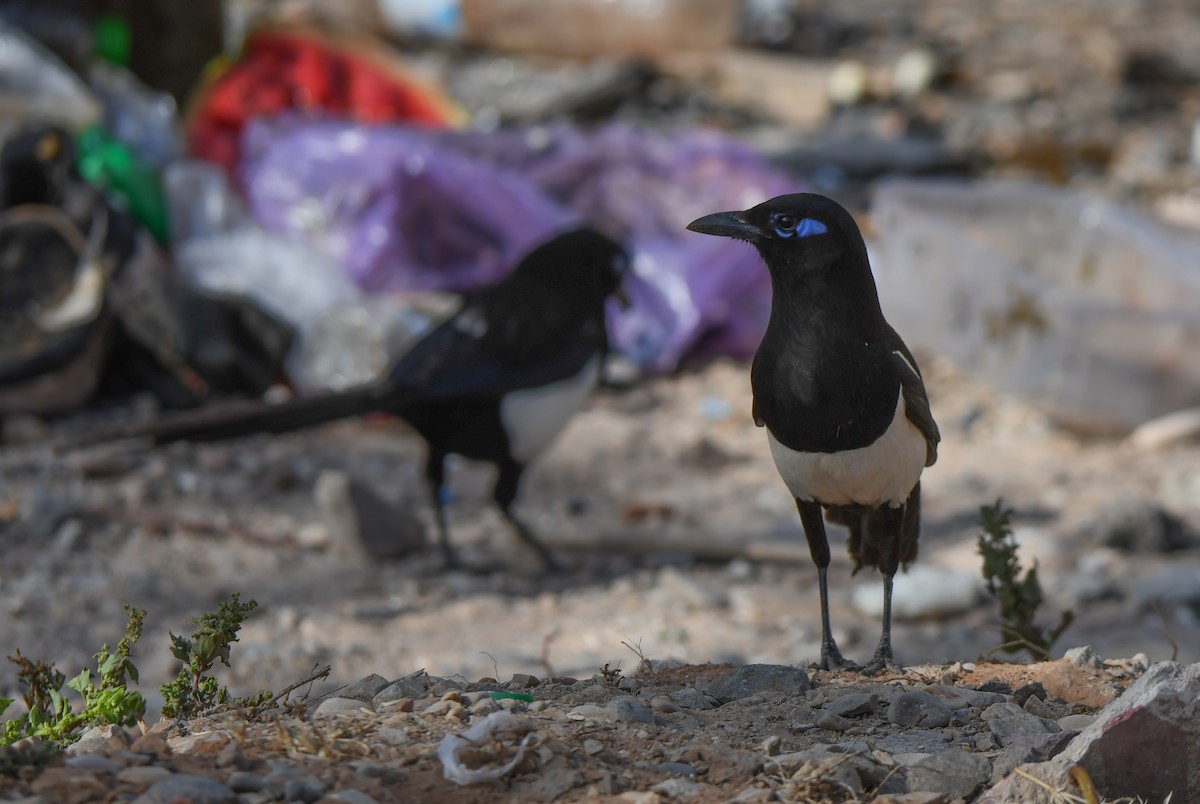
687;193;940;674
94;228;628;571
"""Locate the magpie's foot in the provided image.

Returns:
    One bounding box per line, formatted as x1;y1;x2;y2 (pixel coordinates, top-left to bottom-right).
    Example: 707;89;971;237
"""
819;646;861;672
861;650;903;677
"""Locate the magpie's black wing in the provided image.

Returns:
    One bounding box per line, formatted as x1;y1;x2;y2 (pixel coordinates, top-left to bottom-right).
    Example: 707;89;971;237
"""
383;278;606;402
887;325;939;467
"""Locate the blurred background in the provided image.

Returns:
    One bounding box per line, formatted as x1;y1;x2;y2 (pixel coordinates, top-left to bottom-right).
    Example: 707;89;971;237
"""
1;0;1199;715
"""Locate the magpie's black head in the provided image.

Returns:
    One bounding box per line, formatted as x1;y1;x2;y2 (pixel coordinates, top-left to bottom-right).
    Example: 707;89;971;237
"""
513;227;629;307
686;193;866;273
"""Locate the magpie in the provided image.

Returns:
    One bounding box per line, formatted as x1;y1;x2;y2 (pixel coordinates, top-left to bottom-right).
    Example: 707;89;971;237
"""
91;228;628;571
687;194;939;675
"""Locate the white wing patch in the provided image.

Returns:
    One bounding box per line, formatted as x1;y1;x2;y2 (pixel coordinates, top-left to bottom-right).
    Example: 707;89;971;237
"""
500;356;601;464
767;390;926;507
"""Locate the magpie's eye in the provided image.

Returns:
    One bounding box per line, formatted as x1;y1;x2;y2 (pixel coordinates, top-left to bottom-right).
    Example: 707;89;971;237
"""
772;213;798;235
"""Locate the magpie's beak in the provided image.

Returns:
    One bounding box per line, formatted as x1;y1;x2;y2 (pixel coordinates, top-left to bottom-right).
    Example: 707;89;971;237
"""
686;210;764;244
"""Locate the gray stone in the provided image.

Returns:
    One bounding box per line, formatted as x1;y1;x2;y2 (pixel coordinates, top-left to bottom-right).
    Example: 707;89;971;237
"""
1057;714;1096;731
65;754;124;774
877;730;954;755
660;762;698;776
990;661;1200;803
132;773;236;804
815;710;853;731
315;696;371;716
374;676;429;703
652;778;714;799
669;686;715;711
65;724;133;756
904;749;992;799
509;673;540;689
826;692;879;717
924;684;1008;709
651;695;681;713
606;696;655;724
1010;683;1047;707
324;790;380;804
117;766;173;786
1063;645;1104;668
704;664;810;702
315;470;425;560
989;731;1078;784
284;777;324;803
981;702;1059;747
887;691;954;728
521;768;586;800
341;674;391;702
228;772;266;793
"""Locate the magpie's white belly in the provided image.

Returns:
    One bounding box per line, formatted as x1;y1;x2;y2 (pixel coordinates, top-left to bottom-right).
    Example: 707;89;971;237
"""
500;357;601;464
767;391;926;508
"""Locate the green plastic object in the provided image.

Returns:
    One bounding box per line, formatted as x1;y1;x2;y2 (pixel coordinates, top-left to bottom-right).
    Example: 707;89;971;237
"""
75;125;169;243
94;16;131;67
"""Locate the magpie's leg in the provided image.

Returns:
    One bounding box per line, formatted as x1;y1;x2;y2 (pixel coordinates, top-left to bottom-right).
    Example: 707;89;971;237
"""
423;449;461;569
796;499;858;670
863;504;905;676
494;460;561;571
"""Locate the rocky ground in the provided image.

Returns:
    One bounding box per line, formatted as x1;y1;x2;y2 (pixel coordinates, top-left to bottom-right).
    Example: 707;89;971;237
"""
1;358;1199;801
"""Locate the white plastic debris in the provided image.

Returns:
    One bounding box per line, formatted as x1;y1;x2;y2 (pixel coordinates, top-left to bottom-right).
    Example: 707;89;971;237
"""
437;711;534;785
872;179;1200;433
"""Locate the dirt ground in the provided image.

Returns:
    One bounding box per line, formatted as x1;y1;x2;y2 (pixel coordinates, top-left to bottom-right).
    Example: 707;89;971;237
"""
1;355;1196;716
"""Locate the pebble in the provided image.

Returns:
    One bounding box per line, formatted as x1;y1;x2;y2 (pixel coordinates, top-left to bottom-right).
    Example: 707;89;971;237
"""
704;664;810;702
981;702;1060;747
1057;713;1097;731
815;710;853;731
132;773;236;803
607;696;656;724
315;697;371;717
669;686;715;711
374;677;428;704
903;749;992;800
887;691;955;728
118;766;174;786
509;673;540;689
228;771;267;793
826;692;879;717
340;674;392;701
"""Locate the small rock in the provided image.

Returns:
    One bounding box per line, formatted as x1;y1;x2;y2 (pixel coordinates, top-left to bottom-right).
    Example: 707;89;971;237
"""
887;691;954;728
1011;682;1048;707
341;674;392;701
651;695;681;713
981;702;1059;747
132;773;236;804
659;761;697;776
607;696;655;724
31;767;112;804
228;771;266;793
704;664;810;702
989;730;1078;784
509;673;540;689
117;766;173;787
583;739;606;756
520;767;586;800
66;724;133;756
815;710;852;731
374;677;428;703
826;692;879;717
761;735;783;757
669;687;715;711
65;754;124;774
315;697;371;717
470;697;501;717
652;777;712;800
903;749;992;799
284;777;325;803
323;790;380;804
878;731;953;755
1057;713;1096;731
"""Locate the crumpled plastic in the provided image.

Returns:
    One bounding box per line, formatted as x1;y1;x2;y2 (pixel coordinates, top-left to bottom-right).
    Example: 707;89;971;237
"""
437;711;534;785
236;120;799;372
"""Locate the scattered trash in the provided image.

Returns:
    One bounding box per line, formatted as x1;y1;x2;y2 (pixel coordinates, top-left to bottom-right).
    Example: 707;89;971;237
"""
873;179;1200;433
437;711;534;785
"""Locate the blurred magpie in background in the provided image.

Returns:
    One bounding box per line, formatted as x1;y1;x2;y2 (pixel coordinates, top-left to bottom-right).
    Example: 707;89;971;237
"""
688;193;939;675
89;228;629;571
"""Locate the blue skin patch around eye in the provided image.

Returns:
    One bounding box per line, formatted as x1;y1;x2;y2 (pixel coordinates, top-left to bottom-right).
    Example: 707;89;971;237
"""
777;217;825;240
774;217;828;239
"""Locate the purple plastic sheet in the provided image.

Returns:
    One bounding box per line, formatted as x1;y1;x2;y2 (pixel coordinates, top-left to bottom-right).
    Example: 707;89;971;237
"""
238;119;800;371
241;118;579;293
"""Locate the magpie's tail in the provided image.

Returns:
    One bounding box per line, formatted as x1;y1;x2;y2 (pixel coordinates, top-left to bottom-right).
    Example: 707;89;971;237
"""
68;385;388;449
828;482;922;573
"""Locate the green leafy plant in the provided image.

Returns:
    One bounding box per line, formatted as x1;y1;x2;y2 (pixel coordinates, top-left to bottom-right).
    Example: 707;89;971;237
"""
978;499;1073;659
1;605;147;747
160;593;270;718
